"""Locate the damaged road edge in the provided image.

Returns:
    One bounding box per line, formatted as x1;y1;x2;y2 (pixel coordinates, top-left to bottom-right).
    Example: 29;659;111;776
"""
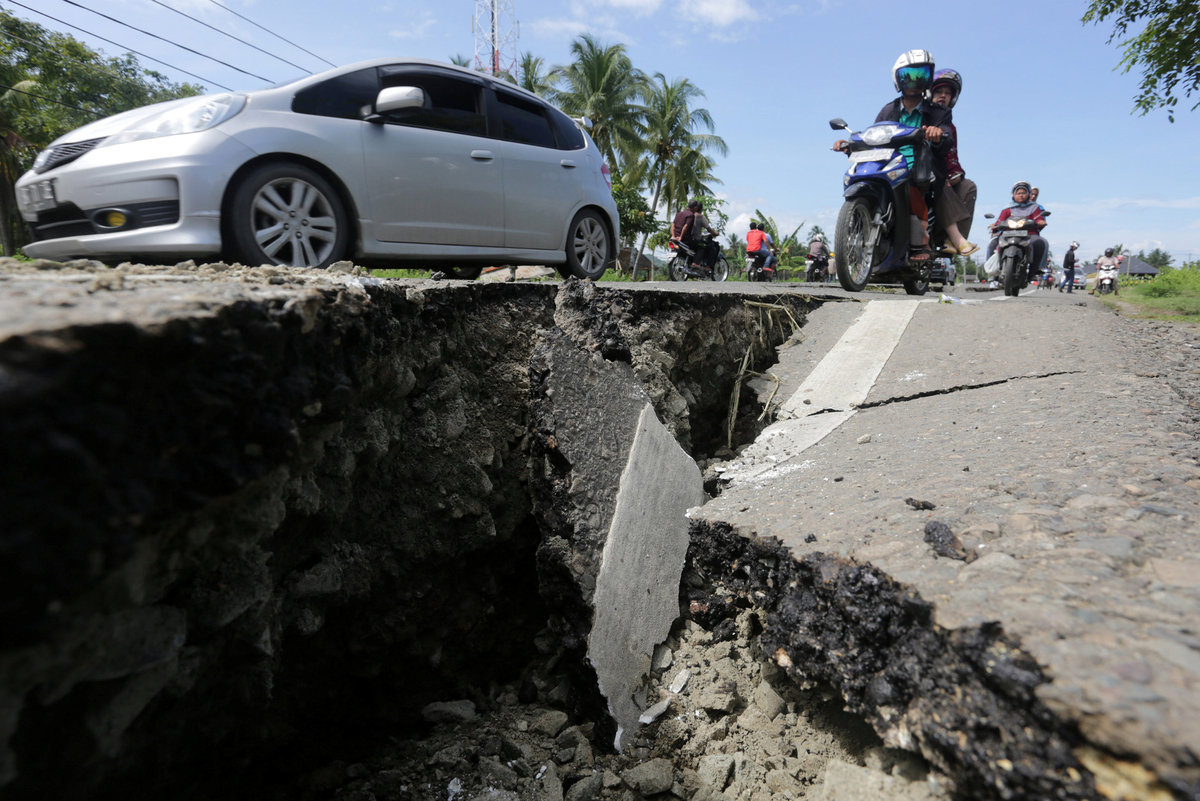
682;518;1186;801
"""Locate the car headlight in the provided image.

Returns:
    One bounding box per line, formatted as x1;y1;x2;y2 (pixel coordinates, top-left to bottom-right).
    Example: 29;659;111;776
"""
100;94;247;147
862;124;904;146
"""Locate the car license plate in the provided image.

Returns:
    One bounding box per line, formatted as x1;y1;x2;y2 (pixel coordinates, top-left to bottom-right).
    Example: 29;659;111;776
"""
849;148;893;163
19;179;57;212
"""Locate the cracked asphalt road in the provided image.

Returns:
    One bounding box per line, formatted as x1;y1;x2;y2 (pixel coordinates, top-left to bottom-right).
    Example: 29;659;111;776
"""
698;285;1200;796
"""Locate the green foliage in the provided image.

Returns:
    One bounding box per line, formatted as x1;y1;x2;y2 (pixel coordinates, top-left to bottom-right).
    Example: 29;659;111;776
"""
1139;266;1200;297
1135;247;1174;269
1;8;202;254
1083;0;1200;120
611;176;657;243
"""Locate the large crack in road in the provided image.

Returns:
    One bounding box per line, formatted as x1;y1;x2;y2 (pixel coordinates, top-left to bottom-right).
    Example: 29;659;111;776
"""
1;260;1196;801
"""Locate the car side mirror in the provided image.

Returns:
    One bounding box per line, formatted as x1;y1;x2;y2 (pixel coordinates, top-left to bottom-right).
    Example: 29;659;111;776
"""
365;86;426;123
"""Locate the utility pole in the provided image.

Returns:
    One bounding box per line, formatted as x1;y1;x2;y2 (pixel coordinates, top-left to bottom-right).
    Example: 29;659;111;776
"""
472;0;517;77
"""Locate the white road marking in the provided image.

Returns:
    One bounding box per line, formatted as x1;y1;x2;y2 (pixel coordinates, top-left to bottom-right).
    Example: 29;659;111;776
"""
718;300;920;484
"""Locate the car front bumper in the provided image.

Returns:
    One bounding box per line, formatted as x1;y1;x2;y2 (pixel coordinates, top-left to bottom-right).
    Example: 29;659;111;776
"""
16;131;254;262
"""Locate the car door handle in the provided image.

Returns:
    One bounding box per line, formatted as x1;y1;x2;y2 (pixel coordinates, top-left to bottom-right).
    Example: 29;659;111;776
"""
560;159;577;168
470;150;495;161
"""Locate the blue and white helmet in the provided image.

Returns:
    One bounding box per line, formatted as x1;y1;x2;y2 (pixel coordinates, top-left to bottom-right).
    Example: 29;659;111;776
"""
892;50;935;94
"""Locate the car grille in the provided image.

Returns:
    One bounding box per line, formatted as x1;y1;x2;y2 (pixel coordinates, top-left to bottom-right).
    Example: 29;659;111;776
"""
35;137;106;174
28;201;181;241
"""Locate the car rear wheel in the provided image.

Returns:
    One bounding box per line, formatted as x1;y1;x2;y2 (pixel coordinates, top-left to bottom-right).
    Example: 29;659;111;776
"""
560;209;610;280
229;163;349;269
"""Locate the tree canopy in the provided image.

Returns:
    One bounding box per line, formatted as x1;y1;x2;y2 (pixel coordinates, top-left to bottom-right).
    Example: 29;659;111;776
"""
1083;0;1200;120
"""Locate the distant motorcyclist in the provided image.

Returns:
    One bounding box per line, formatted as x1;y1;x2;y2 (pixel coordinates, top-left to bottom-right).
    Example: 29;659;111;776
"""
1091;248;1120;295
671;200;718;268
746;221;776;276
987;181;1047;282
807;234;830;281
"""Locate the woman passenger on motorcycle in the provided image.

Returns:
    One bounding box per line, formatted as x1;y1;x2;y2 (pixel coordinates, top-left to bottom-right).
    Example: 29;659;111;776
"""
987;182;1047;281
928;69;978;257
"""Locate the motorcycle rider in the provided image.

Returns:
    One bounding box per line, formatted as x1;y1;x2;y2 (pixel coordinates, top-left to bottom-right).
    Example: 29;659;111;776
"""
834;50;952;261
690;201;720;268
807;233;830;281
671;200;718;269
928;68;978;256
987;181;1048;283
1091;247;1120;295
745;221;776;277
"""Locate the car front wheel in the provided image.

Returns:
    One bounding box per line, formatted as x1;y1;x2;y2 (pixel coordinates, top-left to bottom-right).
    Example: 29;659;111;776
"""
560;209;610;280
229;162;349;269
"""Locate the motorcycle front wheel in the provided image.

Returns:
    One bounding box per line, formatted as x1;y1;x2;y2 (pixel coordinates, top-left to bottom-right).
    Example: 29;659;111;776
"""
710;256;729;282
667;255;688;281
1001;252;1021;297
835;197;876;292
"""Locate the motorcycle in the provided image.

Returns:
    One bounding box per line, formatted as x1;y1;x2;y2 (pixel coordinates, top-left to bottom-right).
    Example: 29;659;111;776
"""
828;117;941;295
668;233;730;282
1096;271;1117;295
746;249;776;282
984;213;1040;297
805;252;830;282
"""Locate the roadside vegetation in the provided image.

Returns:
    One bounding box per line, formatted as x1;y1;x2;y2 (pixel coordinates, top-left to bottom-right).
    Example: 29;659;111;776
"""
1099;264;1200;323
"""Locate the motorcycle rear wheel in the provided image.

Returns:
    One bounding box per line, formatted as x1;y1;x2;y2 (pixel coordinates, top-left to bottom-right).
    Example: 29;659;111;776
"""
835;197;876;292
667;255;688;282
710;256;729;282
903;278;929;295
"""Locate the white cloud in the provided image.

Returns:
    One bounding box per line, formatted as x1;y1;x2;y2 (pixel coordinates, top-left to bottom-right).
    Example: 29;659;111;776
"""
600;0;664;12
692;0;757;26
389;11;437;40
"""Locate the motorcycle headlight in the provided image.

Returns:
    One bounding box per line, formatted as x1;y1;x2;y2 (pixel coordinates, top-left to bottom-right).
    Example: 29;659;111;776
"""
100;94;247;147
862;124;904;146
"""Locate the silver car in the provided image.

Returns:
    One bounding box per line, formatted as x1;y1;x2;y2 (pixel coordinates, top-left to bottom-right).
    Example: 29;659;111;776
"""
16;58;618;279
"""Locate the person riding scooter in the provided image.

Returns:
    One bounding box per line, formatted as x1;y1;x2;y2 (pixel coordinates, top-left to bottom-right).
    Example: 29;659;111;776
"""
806;234;830;281
746;221;776;279
1092;248;1120;295
987;181;1047;283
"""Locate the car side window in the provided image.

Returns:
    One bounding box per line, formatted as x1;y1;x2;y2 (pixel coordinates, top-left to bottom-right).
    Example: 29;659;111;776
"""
494;91;557;148
549;108;586;151
378;69;486;136
292;68;380;119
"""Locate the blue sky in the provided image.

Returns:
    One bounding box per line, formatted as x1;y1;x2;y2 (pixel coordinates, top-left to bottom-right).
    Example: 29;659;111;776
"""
14;0;1200;266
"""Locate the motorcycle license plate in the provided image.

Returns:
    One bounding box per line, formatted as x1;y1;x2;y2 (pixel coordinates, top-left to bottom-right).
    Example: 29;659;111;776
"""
848;148;893;163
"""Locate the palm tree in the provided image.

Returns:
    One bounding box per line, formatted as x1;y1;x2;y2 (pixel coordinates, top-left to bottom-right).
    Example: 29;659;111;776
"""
631;73;727;278
514;52;559;97
553;35;647;170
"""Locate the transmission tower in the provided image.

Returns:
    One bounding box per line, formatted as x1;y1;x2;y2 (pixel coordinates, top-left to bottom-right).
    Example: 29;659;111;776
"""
472;0;518;77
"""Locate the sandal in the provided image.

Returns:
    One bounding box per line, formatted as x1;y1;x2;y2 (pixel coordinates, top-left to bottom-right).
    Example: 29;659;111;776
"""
909;248;932;262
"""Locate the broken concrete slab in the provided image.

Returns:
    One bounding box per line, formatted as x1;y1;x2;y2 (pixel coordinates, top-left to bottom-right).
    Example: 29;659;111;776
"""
529;280;705;751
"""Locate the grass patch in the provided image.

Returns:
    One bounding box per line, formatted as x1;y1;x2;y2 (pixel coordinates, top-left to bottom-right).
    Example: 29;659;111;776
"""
1103;269;1200;323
